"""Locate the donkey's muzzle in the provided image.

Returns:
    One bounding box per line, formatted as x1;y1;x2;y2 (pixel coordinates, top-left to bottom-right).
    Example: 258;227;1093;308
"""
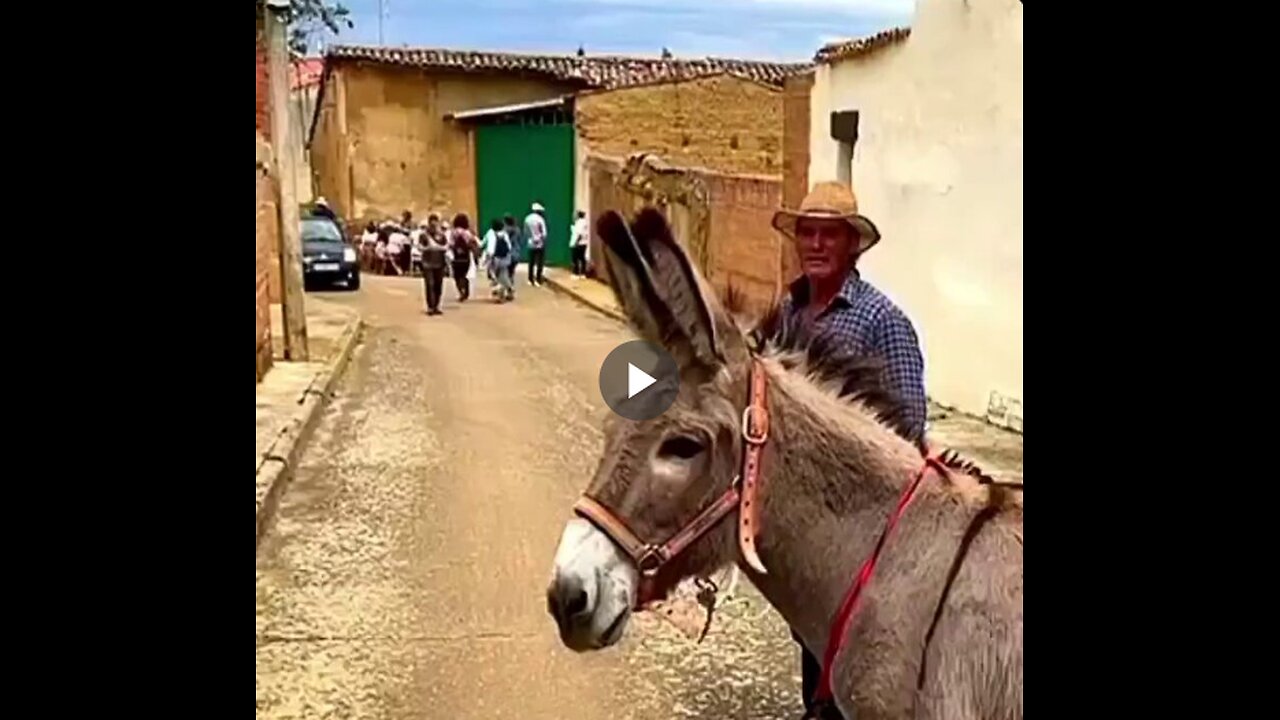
547;573;590;629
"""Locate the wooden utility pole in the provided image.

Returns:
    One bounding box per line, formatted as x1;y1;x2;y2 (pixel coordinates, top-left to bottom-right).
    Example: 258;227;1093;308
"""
266;0;309;361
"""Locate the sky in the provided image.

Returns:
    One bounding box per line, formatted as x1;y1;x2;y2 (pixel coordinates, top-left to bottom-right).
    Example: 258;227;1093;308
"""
308;0;915;62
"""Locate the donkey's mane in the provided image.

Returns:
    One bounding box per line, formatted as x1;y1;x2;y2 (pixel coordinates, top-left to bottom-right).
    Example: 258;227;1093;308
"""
719;286;1015;495
747;297;922;448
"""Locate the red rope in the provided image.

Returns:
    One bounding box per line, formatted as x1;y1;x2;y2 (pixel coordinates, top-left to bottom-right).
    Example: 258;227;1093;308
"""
813;455;945;704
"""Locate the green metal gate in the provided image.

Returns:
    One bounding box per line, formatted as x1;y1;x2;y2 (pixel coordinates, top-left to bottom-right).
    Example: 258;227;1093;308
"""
476;122;575;268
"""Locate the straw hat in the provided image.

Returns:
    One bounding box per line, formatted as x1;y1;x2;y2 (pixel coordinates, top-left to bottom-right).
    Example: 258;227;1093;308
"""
771;181;882;253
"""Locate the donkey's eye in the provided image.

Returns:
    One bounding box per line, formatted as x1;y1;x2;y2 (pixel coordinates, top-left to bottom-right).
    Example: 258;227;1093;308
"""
659;436;705;459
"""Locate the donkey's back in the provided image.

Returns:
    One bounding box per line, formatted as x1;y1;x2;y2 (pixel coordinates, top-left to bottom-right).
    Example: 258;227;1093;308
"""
917;509;1023;720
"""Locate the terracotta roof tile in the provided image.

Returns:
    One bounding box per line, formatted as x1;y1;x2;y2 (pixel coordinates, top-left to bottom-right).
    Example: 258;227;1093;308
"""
290;57;324;91
324;45;810;89
814;27;911;65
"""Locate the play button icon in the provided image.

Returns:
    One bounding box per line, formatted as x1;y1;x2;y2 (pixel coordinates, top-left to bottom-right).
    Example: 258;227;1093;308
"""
599;340;679;421
628;363;657;398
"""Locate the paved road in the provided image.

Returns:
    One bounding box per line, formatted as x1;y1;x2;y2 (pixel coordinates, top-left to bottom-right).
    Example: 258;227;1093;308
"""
256;275;802;720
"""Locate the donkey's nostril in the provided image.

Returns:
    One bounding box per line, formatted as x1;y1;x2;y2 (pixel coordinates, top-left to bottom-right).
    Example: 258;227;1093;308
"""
566;587;588;617
548;574;593;627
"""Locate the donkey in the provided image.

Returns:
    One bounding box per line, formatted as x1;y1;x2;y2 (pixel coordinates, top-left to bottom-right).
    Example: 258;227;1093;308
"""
547;208;1022;720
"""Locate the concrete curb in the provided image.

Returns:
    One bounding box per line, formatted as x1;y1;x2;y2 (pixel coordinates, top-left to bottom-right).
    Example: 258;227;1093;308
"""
542;276;627;324
255;315;364;548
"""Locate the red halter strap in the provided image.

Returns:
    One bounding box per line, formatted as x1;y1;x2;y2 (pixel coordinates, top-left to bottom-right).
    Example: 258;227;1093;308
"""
812;454;948;704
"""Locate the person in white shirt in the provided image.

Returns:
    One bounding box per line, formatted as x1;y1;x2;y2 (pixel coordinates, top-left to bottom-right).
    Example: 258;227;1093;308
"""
481;221;499;289
359;222;378;270
375;221;394;274
569;210;589;278
524;201;548;286
410;222;426;275
386;223;408;276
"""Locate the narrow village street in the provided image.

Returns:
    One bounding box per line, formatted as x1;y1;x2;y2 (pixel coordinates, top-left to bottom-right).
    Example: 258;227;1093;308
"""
255;276;806;720
255;1;1022;716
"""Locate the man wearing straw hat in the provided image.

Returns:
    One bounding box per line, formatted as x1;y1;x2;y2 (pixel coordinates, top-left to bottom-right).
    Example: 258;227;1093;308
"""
771;181;927;720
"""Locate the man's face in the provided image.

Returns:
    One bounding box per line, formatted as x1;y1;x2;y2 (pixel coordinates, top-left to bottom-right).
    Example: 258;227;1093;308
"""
794;218;857;281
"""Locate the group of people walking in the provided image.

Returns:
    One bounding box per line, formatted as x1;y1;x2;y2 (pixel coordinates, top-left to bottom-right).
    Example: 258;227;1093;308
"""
357;210;430;277
403;201;587;316
352;200;591;316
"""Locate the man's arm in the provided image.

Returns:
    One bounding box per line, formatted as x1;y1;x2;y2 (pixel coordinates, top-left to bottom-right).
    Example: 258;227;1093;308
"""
875;311;928;442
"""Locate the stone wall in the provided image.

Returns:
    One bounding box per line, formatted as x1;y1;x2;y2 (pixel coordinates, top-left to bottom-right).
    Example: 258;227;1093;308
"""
586;152;784;315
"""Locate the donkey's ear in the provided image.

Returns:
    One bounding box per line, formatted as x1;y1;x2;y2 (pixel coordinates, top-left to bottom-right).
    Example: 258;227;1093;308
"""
596;210;676;348
629;208;726;367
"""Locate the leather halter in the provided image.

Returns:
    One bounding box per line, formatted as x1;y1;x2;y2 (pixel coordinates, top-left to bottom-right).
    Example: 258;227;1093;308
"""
573;359;771;609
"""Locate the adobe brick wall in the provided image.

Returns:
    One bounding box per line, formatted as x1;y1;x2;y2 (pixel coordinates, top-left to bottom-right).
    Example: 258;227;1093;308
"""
311;62;576;224
585;152;783;316
703;172;784;314
780;71;812;286
256;14;270;140
577;74;784;177
781;71;812;209
586;156;627;270
256;132;276;382
258;133;283;304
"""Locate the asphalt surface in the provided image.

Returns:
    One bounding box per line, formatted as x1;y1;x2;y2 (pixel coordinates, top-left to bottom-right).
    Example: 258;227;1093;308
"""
256;274;803;720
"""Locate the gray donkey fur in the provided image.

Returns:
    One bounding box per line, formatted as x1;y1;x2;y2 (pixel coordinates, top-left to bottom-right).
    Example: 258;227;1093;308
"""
584;208;1022;720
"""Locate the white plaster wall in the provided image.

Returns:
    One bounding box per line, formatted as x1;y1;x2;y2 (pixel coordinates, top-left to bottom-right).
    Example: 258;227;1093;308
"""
808;0;1022;424
574;132;590;222
290;85;319;203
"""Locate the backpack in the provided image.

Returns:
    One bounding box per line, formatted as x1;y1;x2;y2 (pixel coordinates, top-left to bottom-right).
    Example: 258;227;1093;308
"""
493;231;511;260
450;230;472;257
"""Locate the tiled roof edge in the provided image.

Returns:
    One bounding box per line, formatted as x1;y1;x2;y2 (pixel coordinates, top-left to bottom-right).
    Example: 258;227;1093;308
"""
813;27;911;65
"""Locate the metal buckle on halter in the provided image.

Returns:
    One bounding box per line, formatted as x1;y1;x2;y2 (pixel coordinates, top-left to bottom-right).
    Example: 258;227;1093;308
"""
636;545;667;576
741;405;769;445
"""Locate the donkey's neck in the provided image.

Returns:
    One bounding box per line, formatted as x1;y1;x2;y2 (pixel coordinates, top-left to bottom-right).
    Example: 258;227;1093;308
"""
743;363;923;657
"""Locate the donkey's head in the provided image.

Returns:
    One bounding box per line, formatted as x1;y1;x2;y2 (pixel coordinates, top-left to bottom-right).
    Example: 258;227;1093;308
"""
547;208;753;651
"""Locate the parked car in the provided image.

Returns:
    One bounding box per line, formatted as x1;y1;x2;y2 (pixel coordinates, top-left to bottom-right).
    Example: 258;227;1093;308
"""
301;216;360;290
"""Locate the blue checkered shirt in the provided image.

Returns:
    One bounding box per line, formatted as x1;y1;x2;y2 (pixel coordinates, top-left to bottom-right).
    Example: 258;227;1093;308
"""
780;272;928;441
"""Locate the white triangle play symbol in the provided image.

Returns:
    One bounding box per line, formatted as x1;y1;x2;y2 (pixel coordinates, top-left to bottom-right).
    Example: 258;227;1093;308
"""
627;363;658;399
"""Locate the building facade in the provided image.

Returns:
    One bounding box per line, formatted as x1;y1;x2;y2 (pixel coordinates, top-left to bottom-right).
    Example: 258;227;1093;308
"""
795;0;1023;425
308;46;806;264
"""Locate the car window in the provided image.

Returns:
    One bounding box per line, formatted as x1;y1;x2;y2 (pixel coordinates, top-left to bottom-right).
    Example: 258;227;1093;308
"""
301;218;343;243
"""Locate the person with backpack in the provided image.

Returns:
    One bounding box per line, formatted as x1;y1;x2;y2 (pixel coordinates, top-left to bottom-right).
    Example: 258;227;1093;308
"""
503;214;522;296
481;219;499;290
447;214;478;301
482;218;515;302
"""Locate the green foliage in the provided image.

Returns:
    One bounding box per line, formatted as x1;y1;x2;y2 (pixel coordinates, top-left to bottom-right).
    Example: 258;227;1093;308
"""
258;1;354;55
